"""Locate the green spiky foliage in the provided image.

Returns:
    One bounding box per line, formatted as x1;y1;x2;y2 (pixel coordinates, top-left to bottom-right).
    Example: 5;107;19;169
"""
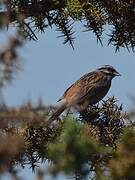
109;127;135;179
0;35;23;87
48;118;112;179
0;0;135;51
0;0;135;91
1;97;135;180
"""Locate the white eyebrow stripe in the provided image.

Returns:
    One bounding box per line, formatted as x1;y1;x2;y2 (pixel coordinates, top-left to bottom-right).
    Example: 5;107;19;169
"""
100;69;113;74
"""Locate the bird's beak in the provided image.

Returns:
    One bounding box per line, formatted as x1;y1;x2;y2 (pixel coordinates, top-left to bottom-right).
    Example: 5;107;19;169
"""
115;71;121;76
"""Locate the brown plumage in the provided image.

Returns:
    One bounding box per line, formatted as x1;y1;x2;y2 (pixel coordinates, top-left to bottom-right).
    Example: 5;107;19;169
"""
48;65;120;123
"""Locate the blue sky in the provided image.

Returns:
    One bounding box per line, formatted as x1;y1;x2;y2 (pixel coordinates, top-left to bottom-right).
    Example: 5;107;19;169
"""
1;25;135;110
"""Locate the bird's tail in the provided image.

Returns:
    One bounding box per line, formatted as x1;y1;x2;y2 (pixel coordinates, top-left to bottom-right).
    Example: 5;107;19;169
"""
48;103;66;124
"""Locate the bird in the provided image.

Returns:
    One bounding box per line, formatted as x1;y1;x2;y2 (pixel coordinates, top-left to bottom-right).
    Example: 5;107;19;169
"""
48;65;120;123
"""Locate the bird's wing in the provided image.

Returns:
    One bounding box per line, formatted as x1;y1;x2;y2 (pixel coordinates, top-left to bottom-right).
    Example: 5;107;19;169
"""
57;72;93;102
57;83;76;102
57;71;102;102
77;72;104;102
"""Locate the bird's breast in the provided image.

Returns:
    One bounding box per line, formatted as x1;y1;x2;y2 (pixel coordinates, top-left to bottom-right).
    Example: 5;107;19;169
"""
88;82;111;105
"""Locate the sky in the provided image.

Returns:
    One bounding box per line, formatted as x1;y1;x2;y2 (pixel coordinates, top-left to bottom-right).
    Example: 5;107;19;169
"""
1;25;135;111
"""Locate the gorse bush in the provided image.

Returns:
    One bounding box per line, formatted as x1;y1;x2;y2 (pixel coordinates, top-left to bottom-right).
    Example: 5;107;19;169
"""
1;97;134;179
0;0;135;51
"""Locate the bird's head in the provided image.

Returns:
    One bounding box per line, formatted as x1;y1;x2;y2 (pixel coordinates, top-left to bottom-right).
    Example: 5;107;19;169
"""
97;65;121;79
